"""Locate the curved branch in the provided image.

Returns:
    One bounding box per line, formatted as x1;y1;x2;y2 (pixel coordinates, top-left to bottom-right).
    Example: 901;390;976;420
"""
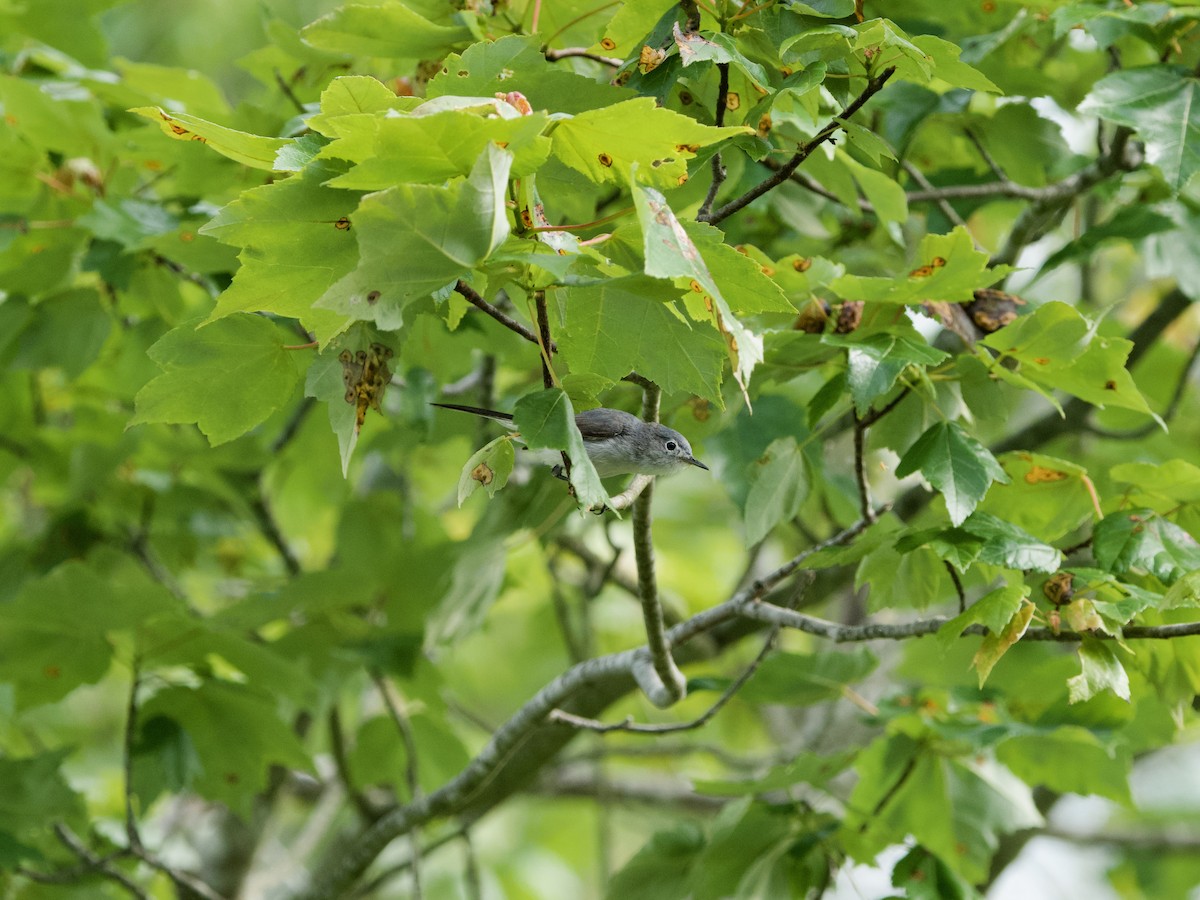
294;518;873;899
289;514;1200;899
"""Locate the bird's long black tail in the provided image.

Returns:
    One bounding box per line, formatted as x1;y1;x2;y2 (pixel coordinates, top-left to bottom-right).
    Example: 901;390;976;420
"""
430;402;515;423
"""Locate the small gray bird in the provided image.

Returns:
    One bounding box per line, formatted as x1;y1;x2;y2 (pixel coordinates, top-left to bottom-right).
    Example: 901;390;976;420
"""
432;403;709;477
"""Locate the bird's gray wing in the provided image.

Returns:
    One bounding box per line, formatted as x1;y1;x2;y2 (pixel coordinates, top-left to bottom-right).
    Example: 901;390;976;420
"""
574;408;636;442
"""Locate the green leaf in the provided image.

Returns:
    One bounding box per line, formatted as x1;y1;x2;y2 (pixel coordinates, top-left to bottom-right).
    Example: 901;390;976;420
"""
312;75;412;124
743;436;810;545
1037;207;1175;278
551;97;751;188
1111;459;1200;505
607;824;704;900
201;162;358;340
1067;637;1131;703
911;35;1001;93
429;35;633;115
457;435;516;505
689;801;795;900
633;182;762;403
856;537;950;611
981;452;1095;543
844;736;1042;882
936;584;1030;652
320;107;551;189
891;847;980;900
830;227;1007;304
960;512;1062;573
1039;334;1160;418
980;300;1091;368
317;143;512;328
7;288;111;379
823;331;948;414
0;558;181;708
741;648;877;705
996;726;1131;804
1093;509;1200;585
0;750;84;833
1079;65;1200;191
842;154;909;225
896;526;985;572
895;422;1010;526
132;315;301;446
513;388;608;510
131;106;290;170
673;26;769;87
972;599;1034;685
300;1;472;59
684;223;794;315
557;276;726;403
140;682;310;816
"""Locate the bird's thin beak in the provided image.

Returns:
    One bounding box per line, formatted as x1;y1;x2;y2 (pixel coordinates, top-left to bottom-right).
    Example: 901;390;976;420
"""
688;457;709;471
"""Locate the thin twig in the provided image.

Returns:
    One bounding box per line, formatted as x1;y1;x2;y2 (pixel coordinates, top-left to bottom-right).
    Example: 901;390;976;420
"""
965;127;1009;181
454;281;553;350
902;159;983;250
52;824;149;900
251;492;302;576
544;47;622;66
461;828;483;900
852;412;875;524
348;828;467;899
373;673;424;900
697;62;730;220
549;627;779;734
533;289;557;389
329;707;381;823
944;562;966;614
858;387;912;428
272;397;315;455
123;661;143;854
699;66;896;226
273;68;307;115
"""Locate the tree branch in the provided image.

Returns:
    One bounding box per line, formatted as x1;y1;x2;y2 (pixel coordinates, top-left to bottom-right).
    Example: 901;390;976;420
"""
698;66;896;226
631;379;686;707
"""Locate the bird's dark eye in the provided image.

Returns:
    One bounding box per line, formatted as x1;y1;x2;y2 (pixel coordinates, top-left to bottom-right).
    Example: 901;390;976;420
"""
665;440;678;451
